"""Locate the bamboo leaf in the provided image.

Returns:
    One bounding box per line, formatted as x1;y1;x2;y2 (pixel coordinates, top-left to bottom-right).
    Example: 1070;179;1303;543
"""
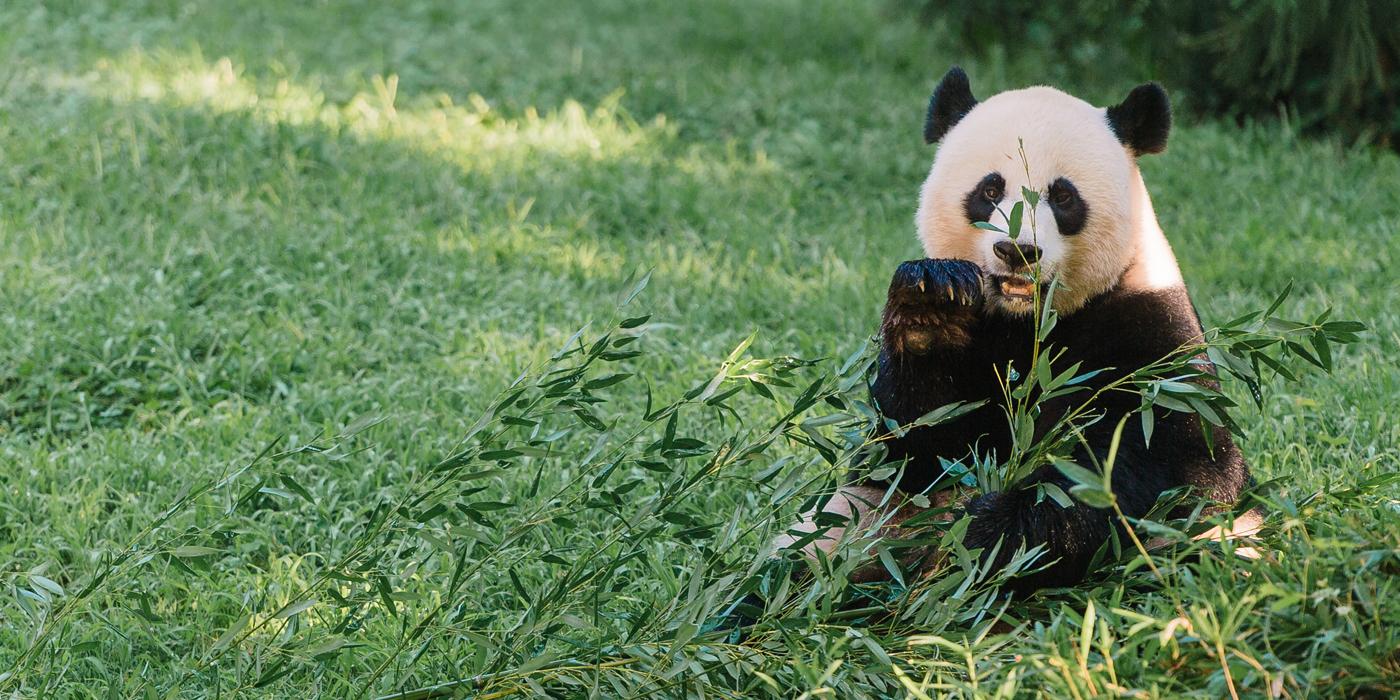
1264;280;1294;318
170;546;220;558
1052;458;1103;490
878;548;907;588
1069;484;1116;509
211;614;250;651
274;599;316;620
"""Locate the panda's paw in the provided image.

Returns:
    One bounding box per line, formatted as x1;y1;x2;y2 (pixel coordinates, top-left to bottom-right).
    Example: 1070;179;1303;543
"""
881;258;983;354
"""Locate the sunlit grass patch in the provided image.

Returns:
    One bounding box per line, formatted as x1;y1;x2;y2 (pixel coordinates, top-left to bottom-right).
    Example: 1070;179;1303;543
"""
67;48;670;167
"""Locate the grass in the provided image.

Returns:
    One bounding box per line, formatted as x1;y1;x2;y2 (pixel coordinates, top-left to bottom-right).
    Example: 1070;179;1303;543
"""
1;0;1397;697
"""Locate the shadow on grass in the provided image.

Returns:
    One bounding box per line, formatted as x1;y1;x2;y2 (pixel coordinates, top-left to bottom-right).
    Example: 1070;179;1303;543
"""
0;44;832;440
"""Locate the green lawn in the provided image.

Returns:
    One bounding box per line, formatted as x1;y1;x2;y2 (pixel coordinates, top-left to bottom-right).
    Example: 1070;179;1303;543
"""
2;1;1397;697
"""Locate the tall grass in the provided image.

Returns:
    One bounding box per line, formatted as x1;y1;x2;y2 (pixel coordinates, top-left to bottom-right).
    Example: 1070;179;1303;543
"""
5;266;1378;697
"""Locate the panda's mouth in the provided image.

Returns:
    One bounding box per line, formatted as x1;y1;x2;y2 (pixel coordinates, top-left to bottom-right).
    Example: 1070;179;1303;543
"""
989;273;1046;302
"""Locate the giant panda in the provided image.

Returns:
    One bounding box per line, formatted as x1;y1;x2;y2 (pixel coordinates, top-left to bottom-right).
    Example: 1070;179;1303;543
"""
779;68;1258;595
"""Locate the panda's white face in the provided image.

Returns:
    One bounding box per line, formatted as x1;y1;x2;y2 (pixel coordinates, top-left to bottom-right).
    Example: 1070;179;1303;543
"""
916;86;1149;315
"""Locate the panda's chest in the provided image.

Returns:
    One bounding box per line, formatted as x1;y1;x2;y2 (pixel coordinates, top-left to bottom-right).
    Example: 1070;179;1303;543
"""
979;288;1197;433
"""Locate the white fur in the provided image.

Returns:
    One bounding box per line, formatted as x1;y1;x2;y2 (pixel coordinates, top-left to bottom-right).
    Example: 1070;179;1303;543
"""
773;484;957;583
1147;509;1265;560
915;86;1182;314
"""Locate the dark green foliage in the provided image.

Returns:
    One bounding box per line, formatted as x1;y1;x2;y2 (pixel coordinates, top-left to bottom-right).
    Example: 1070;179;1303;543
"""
2;276;1376;697
907;0;1400;148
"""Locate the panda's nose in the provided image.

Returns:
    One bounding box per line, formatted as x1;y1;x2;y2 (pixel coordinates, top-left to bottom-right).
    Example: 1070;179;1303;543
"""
993;240;1042;269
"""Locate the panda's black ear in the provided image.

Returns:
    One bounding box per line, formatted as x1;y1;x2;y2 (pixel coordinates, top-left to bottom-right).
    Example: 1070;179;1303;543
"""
1107;83;1172;155
924;66;978;144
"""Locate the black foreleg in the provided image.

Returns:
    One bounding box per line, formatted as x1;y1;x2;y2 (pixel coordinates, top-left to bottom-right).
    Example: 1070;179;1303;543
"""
867;259;1003;493
961;439;1170;593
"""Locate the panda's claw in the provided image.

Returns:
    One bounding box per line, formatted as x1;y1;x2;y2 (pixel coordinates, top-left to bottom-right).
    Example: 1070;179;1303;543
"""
882;258;984;354
886;258;983;308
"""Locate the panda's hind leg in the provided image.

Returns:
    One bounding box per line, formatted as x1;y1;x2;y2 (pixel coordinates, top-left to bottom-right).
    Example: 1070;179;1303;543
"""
1143;507;1265;560
774;484;955;583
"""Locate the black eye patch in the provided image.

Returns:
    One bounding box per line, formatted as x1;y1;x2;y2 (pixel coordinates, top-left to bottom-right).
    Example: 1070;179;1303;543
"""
963;172;1004;224
1048;177;1088;235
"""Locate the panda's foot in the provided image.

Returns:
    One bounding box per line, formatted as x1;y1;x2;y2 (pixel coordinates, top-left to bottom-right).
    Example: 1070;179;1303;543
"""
881;258;983;354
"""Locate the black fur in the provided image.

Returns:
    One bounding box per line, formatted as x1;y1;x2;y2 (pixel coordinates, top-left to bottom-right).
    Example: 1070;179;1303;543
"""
962;172;1003;223
881;259;983;354
1107;83;1172;155
1048;177;1088;235
868;259;1248;595
925;67;979;144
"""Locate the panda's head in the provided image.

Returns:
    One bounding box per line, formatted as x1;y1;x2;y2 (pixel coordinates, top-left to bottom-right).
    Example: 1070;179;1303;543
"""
915;67;1177;316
